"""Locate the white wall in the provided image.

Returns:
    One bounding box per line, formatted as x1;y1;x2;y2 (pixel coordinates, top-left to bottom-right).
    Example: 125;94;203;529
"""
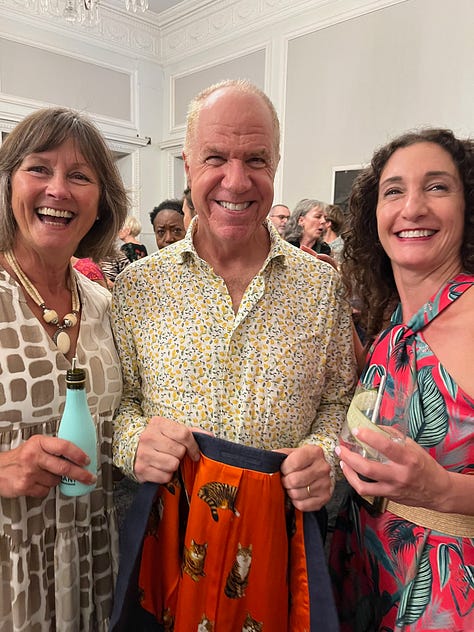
0;39;131;119
283;0;474;208
158;0;473;212
0;10;163;254
0;0;473;248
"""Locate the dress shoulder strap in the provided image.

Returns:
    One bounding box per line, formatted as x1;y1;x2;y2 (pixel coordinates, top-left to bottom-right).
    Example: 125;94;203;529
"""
365;274;474;373
406;273;474;334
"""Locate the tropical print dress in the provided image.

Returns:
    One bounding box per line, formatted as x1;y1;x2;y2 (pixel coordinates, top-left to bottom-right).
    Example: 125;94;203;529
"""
330;274;474;631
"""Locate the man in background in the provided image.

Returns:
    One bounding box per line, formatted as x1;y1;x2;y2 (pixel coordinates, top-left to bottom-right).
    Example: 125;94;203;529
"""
268;202;290;236
182;186;196;230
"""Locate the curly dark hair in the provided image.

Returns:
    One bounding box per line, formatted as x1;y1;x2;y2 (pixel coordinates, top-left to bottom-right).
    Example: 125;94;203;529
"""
342;128;474;340
149;198;183;226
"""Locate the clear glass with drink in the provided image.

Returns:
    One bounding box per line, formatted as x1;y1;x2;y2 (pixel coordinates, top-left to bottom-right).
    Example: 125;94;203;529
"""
340;370;416;463
339;370;416;512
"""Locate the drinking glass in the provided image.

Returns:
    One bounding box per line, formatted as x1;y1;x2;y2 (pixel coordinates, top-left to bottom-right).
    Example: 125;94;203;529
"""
339;379;390;463
340;370;415;463
339;369;416;513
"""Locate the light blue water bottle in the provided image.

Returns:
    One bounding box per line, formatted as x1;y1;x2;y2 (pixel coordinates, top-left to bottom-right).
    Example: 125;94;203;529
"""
58;358;97;496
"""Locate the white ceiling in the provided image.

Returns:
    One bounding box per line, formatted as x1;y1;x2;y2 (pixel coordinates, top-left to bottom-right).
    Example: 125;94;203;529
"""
146;0;186;14
107;0;189;17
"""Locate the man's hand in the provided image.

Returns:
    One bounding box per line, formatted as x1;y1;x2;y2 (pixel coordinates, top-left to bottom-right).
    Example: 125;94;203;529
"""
0;435;95;498
134;416;201;484
277;444;332;511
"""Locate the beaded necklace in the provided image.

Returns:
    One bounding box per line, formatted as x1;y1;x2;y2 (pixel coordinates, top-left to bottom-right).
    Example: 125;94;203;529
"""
5;250;80;355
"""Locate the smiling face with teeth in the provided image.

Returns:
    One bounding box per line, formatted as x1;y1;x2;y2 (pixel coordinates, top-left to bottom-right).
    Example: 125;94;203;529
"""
376;141;465;282
183;86;278;253
10;137;100;259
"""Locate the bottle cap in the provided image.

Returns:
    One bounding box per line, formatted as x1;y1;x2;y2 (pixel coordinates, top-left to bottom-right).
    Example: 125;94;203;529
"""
66;357;86;386
66;368;86;384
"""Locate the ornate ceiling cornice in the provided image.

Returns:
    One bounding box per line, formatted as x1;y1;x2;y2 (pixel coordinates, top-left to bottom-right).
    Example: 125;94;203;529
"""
159;0;409;64
0;0;161;61
0;0;408;63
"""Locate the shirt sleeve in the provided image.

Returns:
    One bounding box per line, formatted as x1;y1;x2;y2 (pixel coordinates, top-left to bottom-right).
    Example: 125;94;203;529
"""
101;253;129;284
111;271;148;478
298;275;357;486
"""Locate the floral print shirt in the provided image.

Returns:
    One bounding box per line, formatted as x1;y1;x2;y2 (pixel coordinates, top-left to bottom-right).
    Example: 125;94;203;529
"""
111;219;356;481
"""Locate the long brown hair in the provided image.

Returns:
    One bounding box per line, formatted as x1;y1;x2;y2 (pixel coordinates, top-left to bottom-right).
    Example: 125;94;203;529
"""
0;107;129;260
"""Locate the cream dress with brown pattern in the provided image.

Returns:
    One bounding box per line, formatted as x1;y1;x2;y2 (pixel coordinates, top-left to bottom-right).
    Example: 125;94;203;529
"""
0;266;122;632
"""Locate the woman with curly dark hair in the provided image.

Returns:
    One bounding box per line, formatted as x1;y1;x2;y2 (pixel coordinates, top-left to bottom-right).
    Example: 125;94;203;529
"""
330;128;474;632
341;128;474;343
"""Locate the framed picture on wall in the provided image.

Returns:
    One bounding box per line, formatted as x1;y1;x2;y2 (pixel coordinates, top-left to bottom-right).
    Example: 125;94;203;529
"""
331;165;364;213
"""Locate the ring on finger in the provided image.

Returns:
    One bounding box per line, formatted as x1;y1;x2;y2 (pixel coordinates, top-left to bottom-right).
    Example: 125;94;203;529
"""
306;484;311;497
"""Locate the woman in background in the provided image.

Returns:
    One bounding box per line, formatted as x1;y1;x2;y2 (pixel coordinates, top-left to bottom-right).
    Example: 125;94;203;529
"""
72;255;109;288
149;198;185;250
330;128;474;631
118;214;147;262
284;198;331;255
0;107;127;631
100;215;148;289
324;204;345;265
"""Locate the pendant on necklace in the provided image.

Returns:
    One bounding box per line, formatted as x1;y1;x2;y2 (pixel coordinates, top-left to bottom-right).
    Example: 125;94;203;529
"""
53;330;71;355
43;308;59;324
5;249;79;356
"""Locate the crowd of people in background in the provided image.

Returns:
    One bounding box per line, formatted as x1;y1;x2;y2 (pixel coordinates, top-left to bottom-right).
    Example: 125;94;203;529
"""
269;199;345;264
0;79;472;632
73;186;347;295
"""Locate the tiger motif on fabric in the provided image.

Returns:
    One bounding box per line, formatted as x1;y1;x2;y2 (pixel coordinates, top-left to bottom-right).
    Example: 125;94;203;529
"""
197;481;240;522
197;614;214;631
224;543;253;599
165;472;181;495
182;539;207;582
162;606;174;631
241;612;263;631
145;495;164;537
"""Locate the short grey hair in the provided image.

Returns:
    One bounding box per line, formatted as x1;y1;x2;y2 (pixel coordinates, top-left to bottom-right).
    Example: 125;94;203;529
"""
183;79;280;166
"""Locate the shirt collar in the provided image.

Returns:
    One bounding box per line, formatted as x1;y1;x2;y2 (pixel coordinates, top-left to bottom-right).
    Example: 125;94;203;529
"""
178;216;290;270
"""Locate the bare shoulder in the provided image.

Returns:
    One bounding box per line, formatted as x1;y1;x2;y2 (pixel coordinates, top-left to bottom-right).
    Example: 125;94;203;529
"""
424;283;474;398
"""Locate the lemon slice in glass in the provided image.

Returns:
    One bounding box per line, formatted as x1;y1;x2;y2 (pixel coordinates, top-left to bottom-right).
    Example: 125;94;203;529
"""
346;389;389;459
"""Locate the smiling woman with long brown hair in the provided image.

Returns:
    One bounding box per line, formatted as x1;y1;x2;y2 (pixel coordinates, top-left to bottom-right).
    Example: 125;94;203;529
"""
0;107;127;631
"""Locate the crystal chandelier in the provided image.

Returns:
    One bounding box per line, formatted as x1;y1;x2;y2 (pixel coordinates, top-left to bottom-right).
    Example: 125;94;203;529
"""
30;0;148;26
